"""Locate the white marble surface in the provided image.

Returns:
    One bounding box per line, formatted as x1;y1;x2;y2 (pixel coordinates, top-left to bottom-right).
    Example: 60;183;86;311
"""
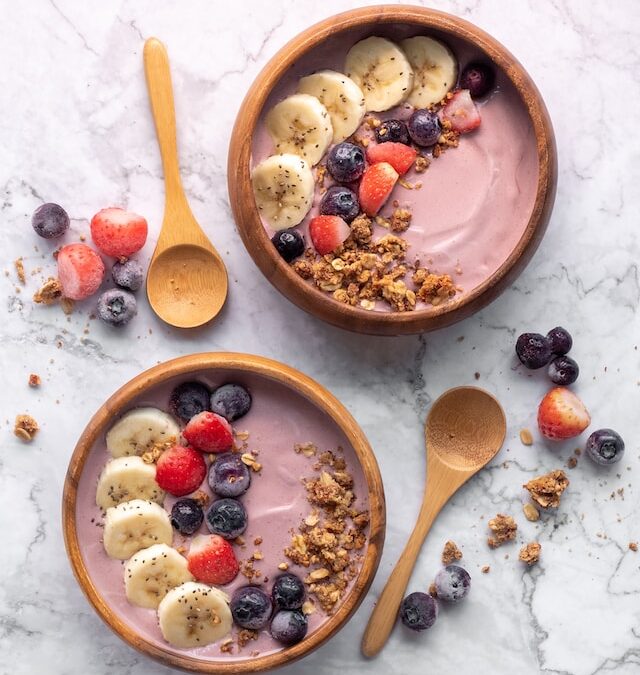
1;0;639;673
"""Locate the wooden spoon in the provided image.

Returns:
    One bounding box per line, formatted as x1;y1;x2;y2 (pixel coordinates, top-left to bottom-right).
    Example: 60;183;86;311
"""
143;37;228;328
361;386;506;658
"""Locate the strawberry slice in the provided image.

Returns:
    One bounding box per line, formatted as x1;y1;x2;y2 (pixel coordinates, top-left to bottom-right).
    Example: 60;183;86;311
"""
366;142;417;176
440;89;481;133
538;387;591;440
309;215;350;255
90;207;148;258
187;534;239;585
358;162;399;216
183;411;233;453
155;445;207;496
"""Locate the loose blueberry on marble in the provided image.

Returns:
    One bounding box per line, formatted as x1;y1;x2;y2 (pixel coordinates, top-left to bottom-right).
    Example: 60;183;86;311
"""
548;355;579;385
399;592;438;631
271;228;305;263
170;498;204;535
205;498;248;539
326;142;365;183
546;326;573;355
169;381;211;422
272;572;305;610
208;452;251;498
585;428;625;466
270;609;308;645
375;119;410;145
319;185;360;223
515;332;552;369
434;565;471;603
32;203;69;239
96;289;137;327
459;62;495;98
230;586;273;630
210;383;252;422
112;258;144;291
407;109;441;146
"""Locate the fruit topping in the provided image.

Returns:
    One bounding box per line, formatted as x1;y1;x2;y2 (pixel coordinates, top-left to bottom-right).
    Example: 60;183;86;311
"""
401;36;457;108
95;455;164;510
183;411;233;453
272;572;306;610
440;89;481;133
271;228;305;262
399;592;438;631
169;381;211;422
205;498;248;540
546;326;573;355
155;445;207;497
106;407;180;458
459;62;495;99
326;141;366;183
97;288;137;327
515;332;552;369
112;258;144;291
31;203;69;239
187;533;239;585
208;452;251;498
57;243;105;300
548;355;579;385
90;207;148;258
374;119;410;145
366;142;417;176
537;387;590;440
358;162;399;216
309;215;351;255
270;609;308;645
230;586;273;630
585;428;625;466
210;383;252;422
318;185;360;223
170;498;204;535
408;109;442;146
433;564;471;602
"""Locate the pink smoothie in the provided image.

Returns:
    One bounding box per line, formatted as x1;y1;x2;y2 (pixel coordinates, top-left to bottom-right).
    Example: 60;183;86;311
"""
251;25;539;311
75;369;370;663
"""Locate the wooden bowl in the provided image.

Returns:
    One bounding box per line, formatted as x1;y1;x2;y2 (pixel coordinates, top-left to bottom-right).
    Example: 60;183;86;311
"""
228;5;557;335
62;353;385;673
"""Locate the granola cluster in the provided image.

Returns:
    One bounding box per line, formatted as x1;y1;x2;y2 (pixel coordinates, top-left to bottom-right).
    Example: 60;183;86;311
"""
487;513;517;548
519;541;541;566
442;540;462;565
524;470;569;509
14;414;39;442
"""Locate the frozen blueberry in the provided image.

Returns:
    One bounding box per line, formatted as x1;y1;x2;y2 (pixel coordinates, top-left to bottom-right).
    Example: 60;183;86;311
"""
272;573;305;610
407;109;441;147
375;119;410;145
548;355;579;385
210;383;252;422
112;258;144;291
319;186;360;223
32;203;69;239
170;498;204;535
270;610;308;645
208;452;251;498
326;142;365;183
96;289;137;327
399;592;438;631
546;326;573;355
434;565;471;603
585;428;625;466
459;62;495;98
169;381;211;422
230;586;273;630
205;498;247;539
515;332;553;369
271;229;305;263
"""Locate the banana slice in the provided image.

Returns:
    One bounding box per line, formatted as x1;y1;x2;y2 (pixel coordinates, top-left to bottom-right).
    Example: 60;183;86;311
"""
124;544;193;609
96;456;165;510
297;70;366;143
103;499;172;560
251;153;315;230
345;36;414;112
158;581;232;648
265;93;333;165
106;407;180;458
401;36;458;108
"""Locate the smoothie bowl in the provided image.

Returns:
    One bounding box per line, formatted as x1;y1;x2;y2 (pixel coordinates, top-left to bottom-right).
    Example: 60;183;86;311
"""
62;353;385;672
228;5;556;335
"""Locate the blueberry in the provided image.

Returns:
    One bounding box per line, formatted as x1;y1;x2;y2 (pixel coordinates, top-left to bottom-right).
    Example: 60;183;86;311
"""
515;332;553;369
326;142;365;183
585;428;625;466
434;565;471;603
208;452;251;498
270;610;308;645
459;62;495;98
272;573;305;610
546;326;573;355
319;186;360;223
548;355;579;385
170;498;204;535
407;109;441;147
169;381;211;422
32;203;69;239
230;586;273;630
112;259;144;291
271;229;305;263
210;383;252;422
399;592;438;631
375;119;410;145
205;498;247;539
96;289;137;327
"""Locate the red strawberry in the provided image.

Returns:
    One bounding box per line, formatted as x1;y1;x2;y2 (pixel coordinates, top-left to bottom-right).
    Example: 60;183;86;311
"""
183;411;233;453
309;215;350;255
366;142;417;176
187;534;239;584
155;445;207;496
358;162;399;216
440;89;481;133
57;243;105;300
538;387;591;440
90;207;148;258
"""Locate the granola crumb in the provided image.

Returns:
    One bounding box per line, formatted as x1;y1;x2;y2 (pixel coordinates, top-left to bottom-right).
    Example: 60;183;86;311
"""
176;545;186;554
474;372;480;380
519;542;541;566
33;277;63;305
237;629;258;648
567;456;578;469
523;503;540;522
61;297;75;315
524;470;569;509
487;513;517;548
277;562;289;571
28;374;41;388
14;414;39;442
241;453;262;472
481;565;490;574
302;599;316;615
629;542;638;552
519;428;534;446
294;442;317;458
192;490;210;507
219;638;234;654
389;208;412;233
254;536;263;546
140;437;175;464
414;155;430;173
442;540;462;565
14;258;26;284
428;582;437;598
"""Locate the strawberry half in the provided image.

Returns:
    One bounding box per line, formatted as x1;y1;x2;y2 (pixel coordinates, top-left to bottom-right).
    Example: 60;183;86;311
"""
538;387;591;440
358;162;399;216
155;445;207;496
90;207;148;258
57;243;105;300
183;411;233;453
366;142;417;176
309;215;350;255
440;89;481;134
187;534;239;585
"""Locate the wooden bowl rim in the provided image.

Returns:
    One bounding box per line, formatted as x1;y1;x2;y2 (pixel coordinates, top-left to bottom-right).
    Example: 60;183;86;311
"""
228;4;557;335
62;352;386;673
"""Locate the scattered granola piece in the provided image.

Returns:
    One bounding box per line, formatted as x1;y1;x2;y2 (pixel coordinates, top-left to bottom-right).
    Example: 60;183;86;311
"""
237;629;258;648
277;562;289;571
33;277;62;304
414;155;430;173
219;637;234;654
481;565;490;574
254;536;263;546
390;208;412;233
442;540;462;565
487;513;517;548
629;542;638;552
519;428;533;446
60;297;75;314
567;456;578;469
14;258;25;284
519;542;541;566
302;599;316;615
252;551;264;561
524;470;569;509
294;442;317;458
192;490;210;507
241;453;262;472
28;374;41;388
428;582;437;598
14;414;39;442
523;503;540;522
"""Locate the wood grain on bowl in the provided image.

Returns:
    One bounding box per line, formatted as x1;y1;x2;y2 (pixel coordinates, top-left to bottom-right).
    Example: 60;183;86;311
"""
62;353;385;673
